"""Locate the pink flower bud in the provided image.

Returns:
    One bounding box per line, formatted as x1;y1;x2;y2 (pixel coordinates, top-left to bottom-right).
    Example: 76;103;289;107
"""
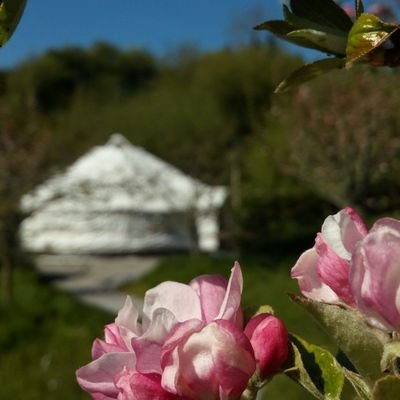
244;313;289;379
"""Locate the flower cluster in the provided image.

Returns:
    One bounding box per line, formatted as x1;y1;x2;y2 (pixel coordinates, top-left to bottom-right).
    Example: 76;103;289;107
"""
292;207;400;332
76;263;289;400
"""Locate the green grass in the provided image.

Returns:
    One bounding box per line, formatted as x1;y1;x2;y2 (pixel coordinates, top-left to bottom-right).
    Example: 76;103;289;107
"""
122;253;337;400
0;267;111;400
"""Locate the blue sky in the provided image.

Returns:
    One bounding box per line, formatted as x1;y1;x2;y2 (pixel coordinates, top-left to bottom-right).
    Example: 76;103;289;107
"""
0;0;293;68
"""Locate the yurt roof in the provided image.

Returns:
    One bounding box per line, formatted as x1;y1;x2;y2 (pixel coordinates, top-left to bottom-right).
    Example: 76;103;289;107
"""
21;133;227;214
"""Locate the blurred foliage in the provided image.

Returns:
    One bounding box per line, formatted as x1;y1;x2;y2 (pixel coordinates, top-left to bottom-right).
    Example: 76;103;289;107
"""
2;40;400;259
270;66;400;214
0;267;111;400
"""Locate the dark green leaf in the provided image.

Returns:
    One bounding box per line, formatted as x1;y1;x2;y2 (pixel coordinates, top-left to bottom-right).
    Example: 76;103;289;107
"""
274;58;345;93
0;0;26;47
346;13;400;66
284;341;324;399
284;334;345;400
289;0;353;32
254;19;295;35
290;295;390;383
342;368;373;400
254;20;344;55
283;5;349;36
373;376;400;400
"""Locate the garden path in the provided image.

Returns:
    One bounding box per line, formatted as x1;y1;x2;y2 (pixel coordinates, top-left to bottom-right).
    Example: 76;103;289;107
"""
33;254;159;314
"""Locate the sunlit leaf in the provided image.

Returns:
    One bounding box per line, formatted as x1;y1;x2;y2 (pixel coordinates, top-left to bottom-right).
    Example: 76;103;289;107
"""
274;58;345;93
289;294;390;383
342;368;373;400
346;13;400;66
373;376;400;400
289;0;353;32
288;28;347;56
284;334;344;400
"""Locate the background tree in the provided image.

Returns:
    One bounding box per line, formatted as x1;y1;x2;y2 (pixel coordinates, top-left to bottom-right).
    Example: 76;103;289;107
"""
271;66;400;214
0;102;50;305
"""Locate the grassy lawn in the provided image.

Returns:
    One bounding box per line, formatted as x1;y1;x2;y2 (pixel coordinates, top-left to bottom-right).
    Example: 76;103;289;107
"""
0;267;111;400
122;253;336;400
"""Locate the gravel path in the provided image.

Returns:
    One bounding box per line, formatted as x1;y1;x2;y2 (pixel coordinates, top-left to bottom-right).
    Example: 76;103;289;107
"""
34;255;159;314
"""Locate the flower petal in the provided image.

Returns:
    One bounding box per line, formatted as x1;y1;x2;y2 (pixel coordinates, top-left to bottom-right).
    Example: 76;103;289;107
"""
321;207;367;260
92;338;124;360
161;320;255;400
216;262;244;324
76;352;136;397
351;224;400;330
190;273;228;322
132;308;178;375
316;233;355;305
115;296;142;335
143;282;202;326
291;248;340;303
126;373;174;400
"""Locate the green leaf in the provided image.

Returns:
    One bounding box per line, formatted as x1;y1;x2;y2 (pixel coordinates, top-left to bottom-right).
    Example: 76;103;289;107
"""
346;13;400;66
380;341;400;375
254;20;341;55
288;28;347;56
0;0;26;47
244;304;275;322
290;295;390;383
284;334;345;400
289;0;353;32
373;376;400;400
342;368;373;400
274;58;345;93
253;304;275;316
283;5;350;35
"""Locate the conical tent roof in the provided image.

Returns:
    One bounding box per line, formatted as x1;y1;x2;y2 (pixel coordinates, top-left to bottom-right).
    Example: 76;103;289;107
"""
20;134;227;254
22;133;227;214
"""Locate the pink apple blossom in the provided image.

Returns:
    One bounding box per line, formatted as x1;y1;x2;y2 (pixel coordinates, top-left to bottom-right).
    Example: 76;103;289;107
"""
143;262;243;327
351;218;400;331
160;319;256;400
292;207;400;332
77;263;246;399
244;313;289;379
291;207;367;305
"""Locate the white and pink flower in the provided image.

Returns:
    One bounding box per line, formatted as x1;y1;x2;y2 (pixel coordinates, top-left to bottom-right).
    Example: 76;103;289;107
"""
77;263;289;399
292;207;400;332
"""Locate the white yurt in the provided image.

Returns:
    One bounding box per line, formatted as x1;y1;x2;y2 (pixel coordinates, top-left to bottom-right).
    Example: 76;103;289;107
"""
20;133;228;254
